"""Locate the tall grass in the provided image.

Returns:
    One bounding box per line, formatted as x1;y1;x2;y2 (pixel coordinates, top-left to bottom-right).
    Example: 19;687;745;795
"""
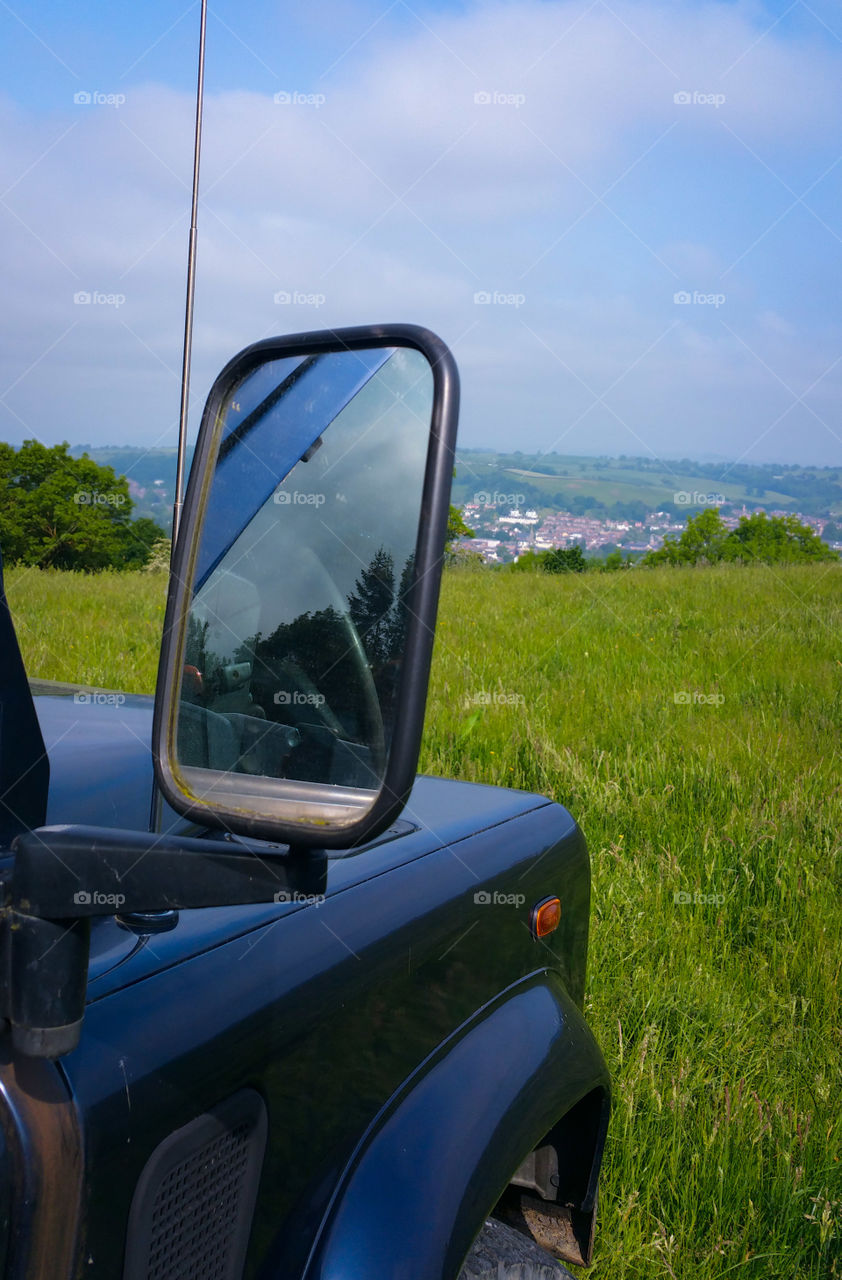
4;566;167;692
6;561;842;1277
421;563;842;1279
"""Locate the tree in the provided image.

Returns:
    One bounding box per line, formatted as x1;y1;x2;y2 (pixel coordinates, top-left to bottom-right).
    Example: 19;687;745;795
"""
644;508;838;568
543;544;587;573
446;504;474;548
724;511;837;564
122;518;169;569
644;508;729;566
509;550;544;572
509;546;588;573
386;554;415;657
0;440;166;570
347;548;397;665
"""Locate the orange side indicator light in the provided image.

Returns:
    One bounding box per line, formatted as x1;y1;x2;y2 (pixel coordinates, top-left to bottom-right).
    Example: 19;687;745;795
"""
531;896;561;939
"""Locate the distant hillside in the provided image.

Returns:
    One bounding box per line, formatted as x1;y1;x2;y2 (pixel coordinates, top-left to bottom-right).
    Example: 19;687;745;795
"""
67;444;842;532
453;449;842;521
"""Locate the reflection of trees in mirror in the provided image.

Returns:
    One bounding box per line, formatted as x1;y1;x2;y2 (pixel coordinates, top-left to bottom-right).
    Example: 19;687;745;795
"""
348;549;415;710
177;547;415;784
348;548;396;666
249;608;362;735
246;607;379;785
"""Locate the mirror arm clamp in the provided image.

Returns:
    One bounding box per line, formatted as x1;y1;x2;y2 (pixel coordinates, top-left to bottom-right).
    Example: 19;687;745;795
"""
3;825;327;1059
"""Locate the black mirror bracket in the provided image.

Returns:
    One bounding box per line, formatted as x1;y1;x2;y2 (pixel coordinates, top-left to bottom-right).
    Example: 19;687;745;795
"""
0;826;327;1059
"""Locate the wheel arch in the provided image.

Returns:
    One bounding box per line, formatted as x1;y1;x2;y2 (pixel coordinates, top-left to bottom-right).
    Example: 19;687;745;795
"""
301;973;610;1280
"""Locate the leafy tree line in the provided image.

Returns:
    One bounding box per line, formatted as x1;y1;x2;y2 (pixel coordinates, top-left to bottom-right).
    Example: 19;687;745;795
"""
0;440;166;571
643;509;837;567
508;545;589;573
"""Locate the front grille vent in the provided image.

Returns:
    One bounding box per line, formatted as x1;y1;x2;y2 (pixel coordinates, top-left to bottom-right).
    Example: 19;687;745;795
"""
123;1090;268;1280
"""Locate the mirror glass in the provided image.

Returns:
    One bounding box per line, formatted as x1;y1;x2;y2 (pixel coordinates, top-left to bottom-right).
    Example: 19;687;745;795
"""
170;345;433;829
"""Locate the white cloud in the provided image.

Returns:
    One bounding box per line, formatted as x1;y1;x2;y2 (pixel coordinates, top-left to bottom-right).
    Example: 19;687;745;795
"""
0;0;840;461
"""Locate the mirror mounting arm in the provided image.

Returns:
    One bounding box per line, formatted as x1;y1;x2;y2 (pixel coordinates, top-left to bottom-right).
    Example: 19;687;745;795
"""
1;825;327;1059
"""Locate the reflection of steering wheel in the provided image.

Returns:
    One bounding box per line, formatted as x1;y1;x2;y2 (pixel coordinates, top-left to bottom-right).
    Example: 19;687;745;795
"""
338;608;386;777
270;609;385;780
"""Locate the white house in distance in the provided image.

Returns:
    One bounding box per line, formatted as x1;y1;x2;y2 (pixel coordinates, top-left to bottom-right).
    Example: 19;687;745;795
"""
498;508;539;526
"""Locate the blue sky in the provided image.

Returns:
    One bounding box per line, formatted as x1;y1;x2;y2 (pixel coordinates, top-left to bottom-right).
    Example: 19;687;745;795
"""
1;0;840;464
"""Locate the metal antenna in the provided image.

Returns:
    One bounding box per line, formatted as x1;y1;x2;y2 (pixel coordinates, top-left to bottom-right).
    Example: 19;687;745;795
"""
173;0;208;547
150;0;208;838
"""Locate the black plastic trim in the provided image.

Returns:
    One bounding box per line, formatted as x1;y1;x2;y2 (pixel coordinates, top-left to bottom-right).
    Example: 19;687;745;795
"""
122;1089;267;1280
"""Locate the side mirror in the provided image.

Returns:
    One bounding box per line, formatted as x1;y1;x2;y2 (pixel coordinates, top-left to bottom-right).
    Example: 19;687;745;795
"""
152;325;459;848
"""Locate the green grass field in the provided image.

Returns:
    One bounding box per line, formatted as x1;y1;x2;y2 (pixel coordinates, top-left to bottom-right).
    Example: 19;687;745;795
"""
5;565;167;692
5;562;841;1278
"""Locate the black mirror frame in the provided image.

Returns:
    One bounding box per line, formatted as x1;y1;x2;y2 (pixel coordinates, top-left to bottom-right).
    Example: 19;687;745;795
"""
152;323;459;848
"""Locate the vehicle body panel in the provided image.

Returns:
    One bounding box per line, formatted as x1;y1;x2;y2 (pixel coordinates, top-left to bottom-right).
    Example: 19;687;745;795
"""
303;977;607;1280
50;790;598;1275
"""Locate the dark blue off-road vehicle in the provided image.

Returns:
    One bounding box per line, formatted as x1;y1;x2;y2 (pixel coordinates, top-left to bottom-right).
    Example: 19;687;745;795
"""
0;326;608;1279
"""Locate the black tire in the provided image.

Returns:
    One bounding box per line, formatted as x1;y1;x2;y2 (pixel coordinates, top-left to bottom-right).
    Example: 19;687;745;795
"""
458;1216;579;1279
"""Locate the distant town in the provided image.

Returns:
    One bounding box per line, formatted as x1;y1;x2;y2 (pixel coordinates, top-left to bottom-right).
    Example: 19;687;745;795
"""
451;448;842;563
457;501;839;564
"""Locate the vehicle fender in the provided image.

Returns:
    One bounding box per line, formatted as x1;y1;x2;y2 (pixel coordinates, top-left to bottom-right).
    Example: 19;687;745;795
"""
302;974;609;1280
